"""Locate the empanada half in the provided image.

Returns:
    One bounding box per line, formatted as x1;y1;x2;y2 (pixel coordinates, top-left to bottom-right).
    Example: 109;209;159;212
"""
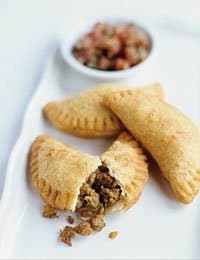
29;135;101;211
43;82;164;138
100;131;148;212
29;132;148;216
104;92;200;204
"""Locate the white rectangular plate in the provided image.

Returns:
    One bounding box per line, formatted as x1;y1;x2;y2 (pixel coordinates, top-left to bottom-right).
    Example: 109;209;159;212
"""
0;20;200;259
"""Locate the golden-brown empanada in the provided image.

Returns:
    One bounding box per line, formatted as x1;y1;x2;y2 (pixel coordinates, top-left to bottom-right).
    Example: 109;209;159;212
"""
29;132;148;214
104;92;200;204
43;83;164;138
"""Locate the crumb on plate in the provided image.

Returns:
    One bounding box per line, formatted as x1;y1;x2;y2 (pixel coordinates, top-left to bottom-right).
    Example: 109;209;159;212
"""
42;204;58;218
90;214;105;231
60;226;75;247
67;215;75;224
74;222;93;236
109;231;119;239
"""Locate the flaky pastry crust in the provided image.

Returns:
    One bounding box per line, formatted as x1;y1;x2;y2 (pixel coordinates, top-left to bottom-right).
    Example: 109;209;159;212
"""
101;131;148;212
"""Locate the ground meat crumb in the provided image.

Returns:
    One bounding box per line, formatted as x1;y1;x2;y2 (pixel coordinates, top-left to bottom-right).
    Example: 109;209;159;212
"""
93;170;115;191
78;210;96;219
98;164;109;173
42;204;58;218
77;183;100;209
100;187;121;207
76;182;101;219
109;231;119;239
60;226;75;247
74;222;93;236
90;215;105;231
67;215;75;224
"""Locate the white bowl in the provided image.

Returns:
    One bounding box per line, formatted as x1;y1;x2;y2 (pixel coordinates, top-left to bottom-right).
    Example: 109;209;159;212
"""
60;16;154;80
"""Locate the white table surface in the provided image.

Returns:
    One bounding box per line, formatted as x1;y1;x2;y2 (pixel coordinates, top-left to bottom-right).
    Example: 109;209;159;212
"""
0;0;200;199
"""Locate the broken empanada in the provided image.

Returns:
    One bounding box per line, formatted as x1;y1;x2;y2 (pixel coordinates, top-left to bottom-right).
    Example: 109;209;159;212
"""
29;132;148;215
104;92;200;204
43;83;164;138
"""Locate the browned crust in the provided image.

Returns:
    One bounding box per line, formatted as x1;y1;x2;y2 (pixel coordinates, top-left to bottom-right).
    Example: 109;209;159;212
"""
43;104;123;138
43;83;126;138
43;83;164;138
104;93;200;204
101;131;148;212
28;135;101;211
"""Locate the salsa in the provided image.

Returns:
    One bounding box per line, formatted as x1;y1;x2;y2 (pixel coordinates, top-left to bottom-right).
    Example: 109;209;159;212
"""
72;22;151;71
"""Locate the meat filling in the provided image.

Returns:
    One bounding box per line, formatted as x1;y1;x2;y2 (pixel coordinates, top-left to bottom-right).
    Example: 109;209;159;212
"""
60;163;121;247
76;162;122;220
60;226;75;247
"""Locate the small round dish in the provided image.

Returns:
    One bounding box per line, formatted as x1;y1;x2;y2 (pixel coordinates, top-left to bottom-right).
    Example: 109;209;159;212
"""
60;17;154;80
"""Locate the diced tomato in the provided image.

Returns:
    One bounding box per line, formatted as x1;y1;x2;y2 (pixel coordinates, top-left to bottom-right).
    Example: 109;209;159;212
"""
93;22;107;34
135;31;150;49
104;37;122;57
98;56;112;70
81;34;94;49
115;58;130;70
124;46;137;64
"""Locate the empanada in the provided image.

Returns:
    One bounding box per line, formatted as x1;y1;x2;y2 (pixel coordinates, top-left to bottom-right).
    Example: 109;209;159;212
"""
43;83;164;138
29;132;148;216
104;92;200;204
